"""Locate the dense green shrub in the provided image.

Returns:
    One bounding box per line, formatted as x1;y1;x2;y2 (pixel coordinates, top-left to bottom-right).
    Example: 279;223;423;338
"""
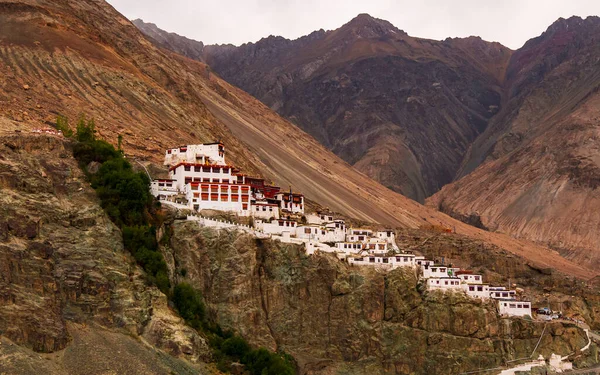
243;348;294;375
173;283;296;374
221;336;251;358
92;158;152;227
173;283;206;330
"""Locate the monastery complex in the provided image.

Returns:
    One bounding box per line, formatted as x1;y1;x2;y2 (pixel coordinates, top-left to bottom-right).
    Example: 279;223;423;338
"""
150;143;532;318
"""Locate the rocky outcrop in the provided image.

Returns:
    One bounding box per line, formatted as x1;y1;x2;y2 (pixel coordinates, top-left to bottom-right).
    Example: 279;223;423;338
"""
166;222;594;374
0;133;209;370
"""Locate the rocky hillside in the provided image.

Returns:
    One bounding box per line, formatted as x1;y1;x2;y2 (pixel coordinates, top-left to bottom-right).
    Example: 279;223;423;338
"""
0;130;212;374
135;15;512;202
164;220;599;374
429;16;600;269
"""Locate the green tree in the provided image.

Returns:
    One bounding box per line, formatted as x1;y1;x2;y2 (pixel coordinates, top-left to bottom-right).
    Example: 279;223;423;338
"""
75;114;96;143
56;115;73;137
221;336;251;358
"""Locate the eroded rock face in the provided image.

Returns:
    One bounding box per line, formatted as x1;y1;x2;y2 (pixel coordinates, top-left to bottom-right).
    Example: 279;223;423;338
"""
167;222;591;374
0;134;209;364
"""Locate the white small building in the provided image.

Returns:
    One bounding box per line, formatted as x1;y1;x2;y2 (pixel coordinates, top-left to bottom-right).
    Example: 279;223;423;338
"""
428;277;462;291
322;222;347;242
376;230;396;244
346;229;373;242
296;225;326;241
456;271;483;284
305;241;336;256
392;253;417;266
422;265;461;279
251;202;280;220
498;300;532;317
164;143;225;167
362;240;389;254
256;219;297;235
335;242;364;254
489;287;517;300
415;257;434;268
275;192;305;214
151;179;178;198
463;283;490;299
306;212;334;225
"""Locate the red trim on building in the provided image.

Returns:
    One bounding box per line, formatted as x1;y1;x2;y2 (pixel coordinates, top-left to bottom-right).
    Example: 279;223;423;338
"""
169;162;230;172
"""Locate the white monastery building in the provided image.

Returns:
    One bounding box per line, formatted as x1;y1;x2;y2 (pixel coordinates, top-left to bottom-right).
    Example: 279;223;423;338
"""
151;142;304;217
151;143;532;319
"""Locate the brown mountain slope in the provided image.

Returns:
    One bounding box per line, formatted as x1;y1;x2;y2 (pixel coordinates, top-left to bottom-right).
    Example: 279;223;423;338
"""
134;15;513;202
429;16;600;268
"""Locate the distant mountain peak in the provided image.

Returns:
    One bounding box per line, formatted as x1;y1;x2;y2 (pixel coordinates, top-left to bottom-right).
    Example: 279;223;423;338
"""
544;15;600;34
340;13;407;38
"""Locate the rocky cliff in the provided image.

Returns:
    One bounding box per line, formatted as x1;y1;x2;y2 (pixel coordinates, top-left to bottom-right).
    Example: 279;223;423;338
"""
165;220;598;374
134;15;512;202
0;131;212;374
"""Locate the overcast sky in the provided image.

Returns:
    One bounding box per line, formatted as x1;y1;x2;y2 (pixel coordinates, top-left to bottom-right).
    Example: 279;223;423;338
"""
106;0;600;50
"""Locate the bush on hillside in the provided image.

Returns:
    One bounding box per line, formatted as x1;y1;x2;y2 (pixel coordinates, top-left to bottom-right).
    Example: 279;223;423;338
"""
173;283;206;330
